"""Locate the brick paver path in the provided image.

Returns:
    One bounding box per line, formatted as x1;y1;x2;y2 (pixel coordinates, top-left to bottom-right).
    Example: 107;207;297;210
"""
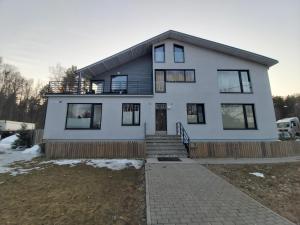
146;163;295;225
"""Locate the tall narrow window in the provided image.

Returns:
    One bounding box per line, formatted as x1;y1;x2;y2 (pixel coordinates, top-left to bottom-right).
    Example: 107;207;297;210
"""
122;103;140;126
187;104;205;124
154;45;165;63
111;75;128;94
155;70;166;93
221;104;257;129
66;103;102;129
174;44;184;63
218;70;252;93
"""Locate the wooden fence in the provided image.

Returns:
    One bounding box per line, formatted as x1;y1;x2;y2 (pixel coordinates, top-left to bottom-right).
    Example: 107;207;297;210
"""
33;129;44;145
45;141;146;159
190;141;300;158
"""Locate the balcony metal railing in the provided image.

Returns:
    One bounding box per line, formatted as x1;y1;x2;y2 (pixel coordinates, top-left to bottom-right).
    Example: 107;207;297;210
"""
47;81;153;95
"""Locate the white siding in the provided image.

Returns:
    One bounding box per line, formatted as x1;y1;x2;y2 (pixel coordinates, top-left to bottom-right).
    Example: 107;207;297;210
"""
44;39;277;141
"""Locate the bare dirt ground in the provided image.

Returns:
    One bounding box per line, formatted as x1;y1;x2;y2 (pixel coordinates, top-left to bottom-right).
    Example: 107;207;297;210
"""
0;158;146;225
207;162;300;225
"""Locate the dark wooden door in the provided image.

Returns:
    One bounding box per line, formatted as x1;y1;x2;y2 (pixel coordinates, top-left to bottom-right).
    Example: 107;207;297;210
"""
156;103;167;131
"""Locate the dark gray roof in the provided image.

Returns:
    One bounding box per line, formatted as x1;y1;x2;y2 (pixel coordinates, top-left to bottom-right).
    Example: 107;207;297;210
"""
78;30;278;76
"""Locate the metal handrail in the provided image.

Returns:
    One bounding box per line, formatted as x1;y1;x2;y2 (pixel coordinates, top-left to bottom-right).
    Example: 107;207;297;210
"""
47;80;152;95
176;122;190;157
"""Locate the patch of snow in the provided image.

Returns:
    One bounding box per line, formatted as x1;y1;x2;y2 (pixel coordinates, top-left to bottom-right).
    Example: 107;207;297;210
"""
0;143;41;175
9;167;42;176
42;159;144;170
0;134;18;149
41;159;82;167
249;172;265;178
86;159;144;170
22;145;41;154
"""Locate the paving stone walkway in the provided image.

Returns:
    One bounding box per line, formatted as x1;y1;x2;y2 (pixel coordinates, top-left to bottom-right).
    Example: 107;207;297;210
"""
146;163;295;225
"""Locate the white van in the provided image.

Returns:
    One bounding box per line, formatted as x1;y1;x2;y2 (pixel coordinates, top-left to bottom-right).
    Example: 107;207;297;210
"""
276;117;300;139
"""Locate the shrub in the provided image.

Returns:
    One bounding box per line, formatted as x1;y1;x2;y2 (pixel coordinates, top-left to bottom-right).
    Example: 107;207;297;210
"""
12;124;33;149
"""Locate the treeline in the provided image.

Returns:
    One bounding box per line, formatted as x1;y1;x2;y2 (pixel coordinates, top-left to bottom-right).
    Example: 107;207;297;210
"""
273;94;300;121
0;58;48;128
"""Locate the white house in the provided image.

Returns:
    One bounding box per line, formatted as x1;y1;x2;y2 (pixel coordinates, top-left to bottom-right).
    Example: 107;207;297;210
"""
43;30;279;158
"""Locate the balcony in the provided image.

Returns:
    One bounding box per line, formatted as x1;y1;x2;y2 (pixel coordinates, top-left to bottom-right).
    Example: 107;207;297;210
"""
47;80;153;95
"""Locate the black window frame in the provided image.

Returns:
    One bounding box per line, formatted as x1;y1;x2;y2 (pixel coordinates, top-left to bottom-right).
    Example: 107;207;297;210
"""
154;44;165;63
218;70;252;94
173;44;185;63
121;103;141;126
221;103;257;130
155;69;195;92
110;75;128;93
186;103;206;124
65;103;102;130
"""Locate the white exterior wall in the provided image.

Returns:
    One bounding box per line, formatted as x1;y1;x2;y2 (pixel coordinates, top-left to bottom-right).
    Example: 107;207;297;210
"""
43;38;277;141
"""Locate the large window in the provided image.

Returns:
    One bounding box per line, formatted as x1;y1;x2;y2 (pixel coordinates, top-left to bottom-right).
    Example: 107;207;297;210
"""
111;75;127;94
218;70;252;93
174;44;184;63
187;104;205;124
154;45;165;63
66;103;102;129
122;103;140;126
155;69;195;92
221;104;256;129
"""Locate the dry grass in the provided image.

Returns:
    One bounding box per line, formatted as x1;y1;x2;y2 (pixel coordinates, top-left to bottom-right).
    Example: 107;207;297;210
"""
207;162;300;225
0;159;146;225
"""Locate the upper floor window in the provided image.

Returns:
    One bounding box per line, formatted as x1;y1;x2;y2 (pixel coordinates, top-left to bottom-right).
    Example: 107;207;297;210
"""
187;103;205;124
111;75;128;94
154;45;165;63
174;44;184;63
122;103;140;126
221;104;257;130
218;70;252;93
66;103;102;129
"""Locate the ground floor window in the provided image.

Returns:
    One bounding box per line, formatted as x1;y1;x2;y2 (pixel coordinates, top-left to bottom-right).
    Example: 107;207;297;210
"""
221;104;256;129
187;103;205;124
122;103;140;126
66;103;102;129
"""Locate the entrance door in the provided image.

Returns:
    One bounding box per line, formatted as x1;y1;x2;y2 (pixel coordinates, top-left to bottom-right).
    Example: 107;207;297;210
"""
155;103;167;132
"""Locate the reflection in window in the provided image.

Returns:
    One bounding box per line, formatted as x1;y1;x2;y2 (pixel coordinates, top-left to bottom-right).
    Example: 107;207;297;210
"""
218;70;252;93
66;104;102;129
187;104;205;124
122;103;140;125
174;44;184;63
90;80;104;94
221;104;256;129
154;45;165;63
155;70;165;92
111;75;127;93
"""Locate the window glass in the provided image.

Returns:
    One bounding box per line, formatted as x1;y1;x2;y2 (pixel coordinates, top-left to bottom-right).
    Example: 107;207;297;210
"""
187;104;205;124
218;71;241;92
111;75;127;93
155;70;165;92
222;104;245;129
174;45;184;62
92;104;102;129
91;81;104;94
240;71;252;93
245;105;255;128
185;70;195;82
166;70;185;82
154;45;165;62
122;104;140;125
66;104;91;128
66;104;102;129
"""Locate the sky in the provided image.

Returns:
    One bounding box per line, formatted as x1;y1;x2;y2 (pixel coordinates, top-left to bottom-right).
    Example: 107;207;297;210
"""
0;0;299;96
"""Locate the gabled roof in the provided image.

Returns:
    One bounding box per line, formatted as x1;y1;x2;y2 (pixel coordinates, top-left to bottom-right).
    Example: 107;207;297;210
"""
77;30;278;76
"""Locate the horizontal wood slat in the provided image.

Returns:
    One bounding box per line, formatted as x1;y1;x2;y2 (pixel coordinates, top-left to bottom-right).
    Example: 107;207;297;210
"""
45;141;146;159
190;141;300;158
